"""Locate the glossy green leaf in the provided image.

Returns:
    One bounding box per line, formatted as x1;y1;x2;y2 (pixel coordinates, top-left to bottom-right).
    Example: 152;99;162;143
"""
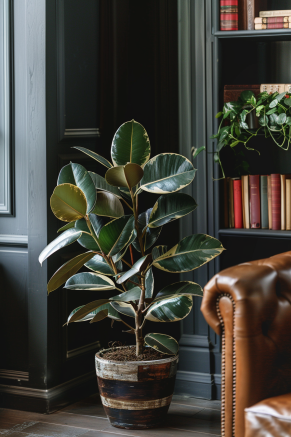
89;172;122;198
139;153;196;194
116;254;152;284
110;286;141;302
110;301;135;318
145;295;193;322
132;208;162;253
112;229;137;262
98;215;135;256
192;146;205;160
66;299;110;324
57;222;75;233
145;333;179;355
111;120;151;167
118;186;132;200
75;218;100;251
153;234;224;273
39;228;82;265
105;163;144;188
50;184;87;222
91;191;124;218
145;268;154;299
47;252;95;293
149;193;197;228
73;146;113;168
57;163;96;213
85;254;115;276
152;245;168;261
90;303;121;323
64;272;116;290
154;281;203;302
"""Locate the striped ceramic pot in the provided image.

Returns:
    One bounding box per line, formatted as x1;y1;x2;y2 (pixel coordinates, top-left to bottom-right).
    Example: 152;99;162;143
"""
95;346;179;429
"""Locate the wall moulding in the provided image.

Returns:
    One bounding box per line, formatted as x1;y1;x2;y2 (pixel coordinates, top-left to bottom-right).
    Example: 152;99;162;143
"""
0;0;14;216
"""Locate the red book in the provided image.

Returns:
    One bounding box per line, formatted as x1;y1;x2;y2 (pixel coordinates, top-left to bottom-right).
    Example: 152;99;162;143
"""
220;0;238;31
249;175;261;228
271;174;281;230
233;179;243;228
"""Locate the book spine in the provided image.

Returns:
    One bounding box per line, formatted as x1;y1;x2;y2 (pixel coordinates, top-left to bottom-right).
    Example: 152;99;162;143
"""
241;176;245;228
255;22;289;29
281;175;286;230
249;175;261;228
287;179;291;231
246;0;255;30
260;10;291;18
224;178;229;228
271;174;281;230
254;16;289;23
233;180;243;228
220;0;238;30
228;178;234;228
260;176;269;229
267;175;272;229
242;175;250;229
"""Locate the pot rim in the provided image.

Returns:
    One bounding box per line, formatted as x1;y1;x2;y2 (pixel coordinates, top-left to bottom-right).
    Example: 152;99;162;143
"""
95;345;179;366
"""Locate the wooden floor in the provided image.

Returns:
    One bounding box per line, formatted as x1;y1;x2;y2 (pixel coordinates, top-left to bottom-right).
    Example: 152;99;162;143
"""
0;394;221;437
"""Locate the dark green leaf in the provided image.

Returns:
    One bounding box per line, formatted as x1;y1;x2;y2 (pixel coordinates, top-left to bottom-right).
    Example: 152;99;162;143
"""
57;222;75;233
153;234;224;273
91;191;124;218
116;254;152;284
266;108;277;115
66;299;110;324
90;303;121;323
269;99;278;108
145;333;179;355
98;215;135;256
240;90;254;103
89;171;122;198
152;245;168;261
110;301;135;318
75;218;100;251
105;163;144;188
148;193;197;228
139;153;196;194
111;120;151;167
259;114;269;126
284;97;291;107
192;146;205;159
85;254;115;276
47;252;95;293
132;208;162;253
73;146;113;168
64;272;116;290
154;281;203;302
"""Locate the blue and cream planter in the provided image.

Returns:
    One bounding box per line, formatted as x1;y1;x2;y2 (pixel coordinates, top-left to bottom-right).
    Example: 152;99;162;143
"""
95;346;179;429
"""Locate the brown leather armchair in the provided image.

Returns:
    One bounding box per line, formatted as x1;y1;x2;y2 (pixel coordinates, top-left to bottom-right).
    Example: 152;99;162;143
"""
201;251;291;437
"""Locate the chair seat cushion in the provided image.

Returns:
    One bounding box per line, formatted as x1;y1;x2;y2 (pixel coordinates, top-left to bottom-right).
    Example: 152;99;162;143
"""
245;393;291;437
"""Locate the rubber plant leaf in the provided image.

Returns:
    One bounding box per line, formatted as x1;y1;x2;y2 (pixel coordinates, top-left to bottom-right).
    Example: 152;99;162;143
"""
90;303;121;323
64;272;116;291
89;171;122;198
111;120;151;167
57;162;96;213
39;228;82;265
145;294;193;322
66;299;110;324
148;193;197;228
116;254;152;284
138;153;196;194
47;252;95;293
50;184;87;222
105;163;143;188
98;215;135;256
145;333;179;355
91;191;124;218
110;301;136;318
154;281;203;303
110;286;142;302
73;146;113;169
85;254;115;276
153;234;225;273
132;208;162;252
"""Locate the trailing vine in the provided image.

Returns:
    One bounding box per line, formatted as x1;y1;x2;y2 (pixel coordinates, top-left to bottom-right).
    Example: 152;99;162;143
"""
212;90;291;176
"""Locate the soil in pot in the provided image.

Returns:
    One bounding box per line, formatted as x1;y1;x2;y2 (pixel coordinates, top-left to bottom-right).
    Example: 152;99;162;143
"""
95;346;179;430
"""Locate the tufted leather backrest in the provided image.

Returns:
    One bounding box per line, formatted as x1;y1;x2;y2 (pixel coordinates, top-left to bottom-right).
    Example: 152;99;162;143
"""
201;251;291;437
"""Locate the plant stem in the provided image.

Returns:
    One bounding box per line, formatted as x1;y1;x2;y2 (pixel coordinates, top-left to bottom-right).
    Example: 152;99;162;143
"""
135;276;145;356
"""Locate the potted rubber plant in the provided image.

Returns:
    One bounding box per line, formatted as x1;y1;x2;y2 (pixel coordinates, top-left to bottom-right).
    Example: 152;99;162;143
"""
39;120;224;429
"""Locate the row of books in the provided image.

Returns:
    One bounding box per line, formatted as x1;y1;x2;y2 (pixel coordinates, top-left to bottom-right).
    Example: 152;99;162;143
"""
224;174;291;231
254;15;291;30
220;2;291;31
224;84;291;104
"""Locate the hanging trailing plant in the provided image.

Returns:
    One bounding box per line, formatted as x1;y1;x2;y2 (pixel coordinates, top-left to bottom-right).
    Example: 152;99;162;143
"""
212;90;291;176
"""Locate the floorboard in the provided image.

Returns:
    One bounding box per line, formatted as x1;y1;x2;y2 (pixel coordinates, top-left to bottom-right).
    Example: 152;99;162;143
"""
0;394;221;437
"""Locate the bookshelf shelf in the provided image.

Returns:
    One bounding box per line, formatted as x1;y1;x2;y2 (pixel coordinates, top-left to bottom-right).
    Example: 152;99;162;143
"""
214;29;291;39
218;228;291;238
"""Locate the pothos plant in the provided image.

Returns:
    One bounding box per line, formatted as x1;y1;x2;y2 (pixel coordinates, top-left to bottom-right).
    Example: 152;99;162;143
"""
213;90;291;176
39;120;224;357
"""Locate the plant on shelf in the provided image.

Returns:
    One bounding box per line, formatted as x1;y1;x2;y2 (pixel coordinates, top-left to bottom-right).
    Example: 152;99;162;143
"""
39;120;224;429
212;90;291;176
